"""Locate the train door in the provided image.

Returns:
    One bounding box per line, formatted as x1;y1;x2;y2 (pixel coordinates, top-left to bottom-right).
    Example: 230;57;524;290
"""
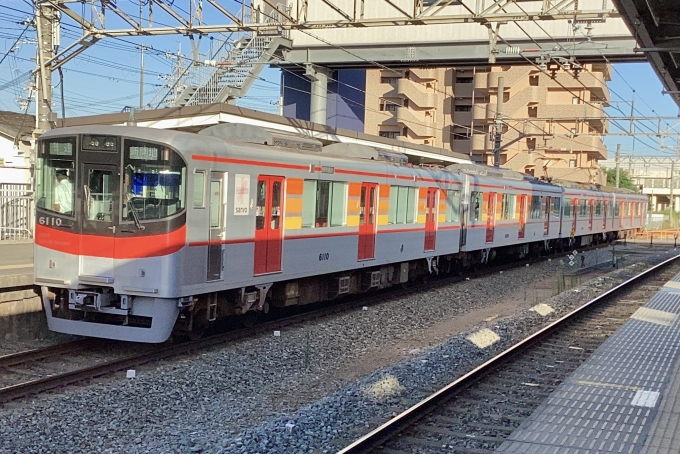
618;201;624;227
207;172;226;281
543;196;550;236
79;163;119;279
424;187;437;251
603;200;608;229
358;183;377;260
588;200;594;231
460;176;470;247
486;192;496;243
571;198;578;237
254;175;284;275
518;194;527;239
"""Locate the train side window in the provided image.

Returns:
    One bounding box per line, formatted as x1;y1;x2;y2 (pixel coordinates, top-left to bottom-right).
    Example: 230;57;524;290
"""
193;171;206;208
614;202;620;217
388;186;398;224
500;194;514;220
530;195;542;219
406;187;416;223
445;189;461;222
301;180;317;228
595;200;602;216
552;197;561;218
580;200;588;216
330;182;346;227
563;198;571;216
470;191;482;221
393;186;416;224
209;180;222;228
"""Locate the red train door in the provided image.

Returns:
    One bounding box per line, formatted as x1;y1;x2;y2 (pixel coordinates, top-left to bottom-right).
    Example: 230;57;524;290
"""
518;194;527;239
588;200;594;231
358;183;377;260
571;199;578;237
543;196;550;236
424;187;437;251
486;192;496;243
253;175;283;275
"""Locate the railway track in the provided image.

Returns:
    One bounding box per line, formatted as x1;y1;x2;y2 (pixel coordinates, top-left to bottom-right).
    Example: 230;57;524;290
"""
0;243;660;406
337;254;680;454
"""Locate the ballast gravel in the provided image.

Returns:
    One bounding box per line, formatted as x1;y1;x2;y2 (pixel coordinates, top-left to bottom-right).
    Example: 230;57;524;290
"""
0;244;676;454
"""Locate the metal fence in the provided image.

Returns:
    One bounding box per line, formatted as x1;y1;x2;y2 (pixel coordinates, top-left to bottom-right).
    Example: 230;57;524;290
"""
0;183;33;240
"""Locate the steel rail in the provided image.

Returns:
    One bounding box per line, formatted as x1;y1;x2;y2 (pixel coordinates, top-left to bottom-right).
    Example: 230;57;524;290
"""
0;340;94;369
336;252;680;454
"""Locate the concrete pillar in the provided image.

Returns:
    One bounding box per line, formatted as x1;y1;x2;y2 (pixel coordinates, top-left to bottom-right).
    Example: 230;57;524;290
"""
675;196;680;213
652;195;657;211
305;64;331;125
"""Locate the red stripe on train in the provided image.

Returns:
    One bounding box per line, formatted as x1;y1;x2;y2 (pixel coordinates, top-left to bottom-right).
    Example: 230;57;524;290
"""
35;224;186;259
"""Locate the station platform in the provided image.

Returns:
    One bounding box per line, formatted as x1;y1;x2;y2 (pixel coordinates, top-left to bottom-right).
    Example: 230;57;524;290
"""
0;240;33;288
497;268;680;454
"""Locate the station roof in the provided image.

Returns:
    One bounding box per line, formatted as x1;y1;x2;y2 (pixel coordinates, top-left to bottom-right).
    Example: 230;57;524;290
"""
57;103;471;165
614;0;680;107
0;110;34;143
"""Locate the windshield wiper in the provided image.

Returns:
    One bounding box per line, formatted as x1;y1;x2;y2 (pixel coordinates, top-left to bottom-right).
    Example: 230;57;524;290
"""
127;198;145;230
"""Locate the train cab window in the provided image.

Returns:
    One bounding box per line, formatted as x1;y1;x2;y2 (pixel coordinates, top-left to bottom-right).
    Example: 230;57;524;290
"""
86;169;114;222
445;189;461;222
470;191;482;221
193;171;206;208
552;197;561;218
36;136;76;216
563;198;571;216
122;140;186;222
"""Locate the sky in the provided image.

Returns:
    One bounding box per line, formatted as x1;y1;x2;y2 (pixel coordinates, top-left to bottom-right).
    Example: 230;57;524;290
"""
1;0;679;161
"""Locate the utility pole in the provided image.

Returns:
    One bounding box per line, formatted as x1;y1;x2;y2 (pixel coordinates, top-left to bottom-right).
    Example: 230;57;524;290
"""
615;144;621;189
493;76;504;168
34;2;56;138
671;159;675;228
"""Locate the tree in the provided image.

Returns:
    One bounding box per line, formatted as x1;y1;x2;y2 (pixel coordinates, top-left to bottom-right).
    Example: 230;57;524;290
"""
602;167;639;192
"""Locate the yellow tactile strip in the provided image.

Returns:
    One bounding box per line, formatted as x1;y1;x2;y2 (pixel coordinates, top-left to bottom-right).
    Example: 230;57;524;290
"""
631;307;678;327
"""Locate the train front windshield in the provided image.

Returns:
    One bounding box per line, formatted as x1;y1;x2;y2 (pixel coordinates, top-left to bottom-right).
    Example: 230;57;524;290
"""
36;134;187;229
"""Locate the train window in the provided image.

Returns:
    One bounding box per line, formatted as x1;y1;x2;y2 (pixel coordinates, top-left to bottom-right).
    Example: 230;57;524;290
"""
302;180;316;228
470;191;482;221
614;202;620;217
193;171;206;208
122;139;186;222
501;194;515;220
579;200;588;217
301;180;347;228
255;180;266;230
552;197;561;218
543;197;551;219
392;186;417;224
563;198;571;216
209;180;222;228
445;189;461;222
530;195;542;219
36;136;76;216
595;200;602;216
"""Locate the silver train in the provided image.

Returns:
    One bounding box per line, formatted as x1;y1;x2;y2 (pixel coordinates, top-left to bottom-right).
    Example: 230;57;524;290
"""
34;124;647;342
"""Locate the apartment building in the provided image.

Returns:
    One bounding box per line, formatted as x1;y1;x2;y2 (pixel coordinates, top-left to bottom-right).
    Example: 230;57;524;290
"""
364;64;611;184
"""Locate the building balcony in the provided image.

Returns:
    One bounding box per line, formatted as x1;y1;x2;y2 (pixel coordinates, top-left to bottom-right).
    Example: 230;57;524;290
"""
396;78;439;108
396;107;436;137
